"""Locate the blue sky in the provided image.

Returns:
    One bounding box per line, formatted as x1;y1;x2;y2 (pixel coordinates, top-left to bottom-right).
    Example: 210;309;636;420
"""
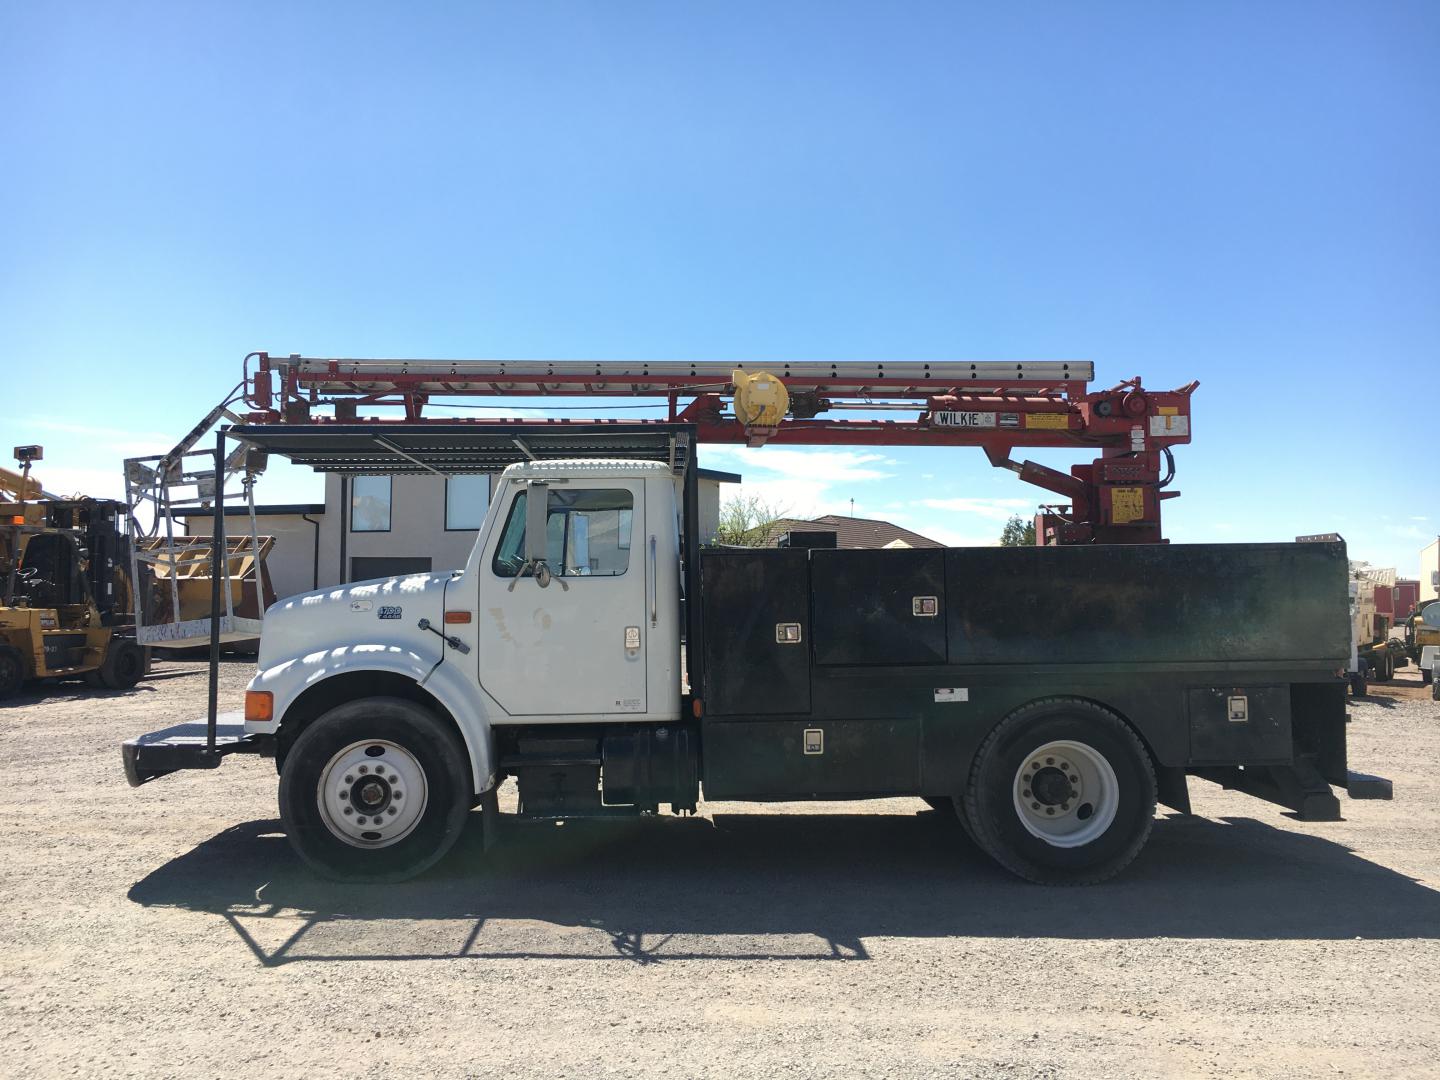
2;2;1436;571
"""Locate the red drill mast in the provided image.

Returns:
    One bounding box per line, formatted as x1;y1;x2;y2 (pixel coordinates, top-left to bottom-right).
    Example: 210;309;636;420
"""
242;353;1197;545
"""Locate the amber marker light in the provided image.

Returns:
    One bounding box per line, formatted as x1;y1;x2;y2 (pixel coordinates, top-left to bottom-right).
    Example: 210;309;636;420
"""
244;690;274;723
444;610;472;624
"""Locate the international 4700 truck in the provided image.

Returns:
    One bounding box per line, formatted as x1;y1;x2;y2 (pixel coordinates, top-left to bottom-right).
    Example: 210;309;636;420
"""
124;456;1390;885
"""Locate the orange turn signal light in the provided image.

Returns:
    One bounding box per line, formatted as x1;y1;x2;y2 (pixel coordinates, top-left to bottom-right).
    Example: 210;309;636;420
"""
444;610;472;624
9;516;23;526
244;690;274;723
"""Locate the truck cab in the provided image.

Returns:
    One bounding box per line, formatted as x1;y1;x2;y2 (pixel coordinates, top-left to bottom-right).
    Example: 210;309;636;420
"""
239;460;691;879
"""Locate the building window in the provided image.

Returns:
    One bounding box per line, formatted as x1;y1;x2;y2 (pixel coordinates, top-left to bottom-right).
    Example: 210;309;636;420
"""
492;488;634;578
445;474;490;531
350;475;391;532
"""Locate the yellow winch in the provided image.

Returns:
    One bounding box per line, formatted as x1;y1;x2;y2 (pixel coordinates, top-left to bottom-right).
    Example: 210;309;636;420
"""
731;368;789;429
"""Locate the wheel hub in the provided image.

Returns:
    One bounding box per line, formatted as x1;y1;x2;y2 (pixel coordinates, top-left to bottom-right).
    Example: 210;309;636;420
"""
317;740;428;849
1012;740;1118;848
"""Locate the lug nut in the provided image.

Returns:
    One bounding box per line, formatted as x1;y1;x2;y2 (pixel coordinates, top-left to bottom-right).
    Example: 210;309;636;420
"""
393;791;402;799
1022;788;1031;797
344;775;354;784
1045;807;1055;815
387;807;397;816
343;807;353;816
1062;803;1071;812
338;791;348;800
356;816;367;825
1031;802;1040;810
358;765;368;774
1046;757;1054;765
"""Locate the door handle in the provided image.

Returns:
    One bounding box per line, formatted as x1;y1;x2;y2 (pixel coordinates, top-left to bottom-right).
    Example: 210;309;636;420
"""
649;535;657;627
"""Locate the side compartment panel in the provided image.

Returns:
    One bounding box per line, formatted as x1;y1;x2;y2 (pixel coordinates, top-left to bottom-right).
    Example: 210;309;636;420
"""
701;549;811;716
810;548;947;666
946;543;1350;666
701;717;921;798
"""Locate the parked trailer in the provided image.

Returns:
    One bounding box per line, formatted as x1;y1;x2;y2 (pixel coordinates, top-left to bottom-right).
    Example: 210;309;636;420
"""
124;451;1391;885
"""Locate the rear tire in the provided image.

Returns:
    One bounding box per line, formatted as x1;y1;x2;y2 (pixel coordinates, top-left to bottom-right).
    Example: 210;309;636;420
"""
279;696;471;882
99;638;144;689
0;646;24;700
962;699;1156;885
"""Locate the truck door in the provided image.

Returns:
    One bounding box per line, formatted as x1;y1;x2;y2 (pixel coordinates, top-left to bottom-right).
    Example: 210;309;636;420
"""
478;480;648;717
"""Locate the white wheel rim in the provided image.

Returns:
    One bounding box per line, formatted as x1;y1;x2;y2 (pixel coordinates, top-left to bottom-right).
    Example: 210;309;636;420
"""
1012;740;1119;848
316;739;429;849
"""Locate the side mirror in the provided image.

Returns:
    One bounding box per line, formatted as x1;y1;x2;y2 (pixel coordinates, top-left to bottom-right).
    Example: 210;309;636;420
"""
524;482;549;563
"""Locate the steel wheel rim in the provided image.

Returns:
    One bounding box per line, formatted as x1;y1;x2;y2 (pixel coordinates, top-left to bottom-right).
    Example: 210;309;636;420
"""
316;739;429;849
1012;739;1119;848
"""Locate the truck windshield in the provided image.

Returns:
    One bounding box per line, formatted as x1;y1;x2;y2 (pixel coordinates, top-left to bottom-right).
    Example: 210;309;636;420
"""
492;488;634;578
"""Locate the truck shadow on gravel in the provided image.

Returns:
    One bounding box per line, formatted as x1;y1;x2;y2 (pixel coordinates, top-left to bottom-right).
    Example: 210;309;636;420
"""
128;808;1440;967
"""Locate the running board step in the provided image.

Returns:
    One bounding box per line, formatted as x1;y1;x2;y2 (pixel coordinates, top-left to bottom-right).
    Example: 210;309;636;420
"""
1346;771;1394;800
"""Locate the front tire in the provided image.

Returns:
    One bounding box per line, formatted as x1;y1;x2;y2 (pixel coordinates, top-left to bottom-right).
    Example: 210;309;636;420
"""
0;646;24;699
99;638;144;689
279;697;472;882
963;699;1156;885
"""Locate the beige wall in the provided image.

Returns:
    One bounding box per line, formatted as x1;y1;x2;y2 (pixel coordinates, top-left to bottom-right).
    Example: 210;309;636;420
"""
181;512;321;601
696;477;722;545
324;473;490;586
1423;539;1440;603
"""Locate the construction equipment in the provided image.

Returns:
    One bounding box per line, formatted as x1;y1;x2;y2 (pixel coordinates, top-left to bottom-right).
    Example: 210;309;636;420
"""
1;446;144;698
1410;600;1440;687
240;353;1198;545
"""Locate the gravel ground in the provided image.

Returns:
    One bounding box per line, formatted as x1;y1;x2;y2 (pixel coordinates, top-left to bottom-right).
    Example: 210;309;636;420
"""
2;659;1438;1079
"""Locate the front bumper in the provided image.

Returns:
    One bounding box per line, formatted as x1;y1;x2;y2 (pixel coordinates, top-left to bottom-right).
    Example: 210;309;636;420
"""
122;710;272;787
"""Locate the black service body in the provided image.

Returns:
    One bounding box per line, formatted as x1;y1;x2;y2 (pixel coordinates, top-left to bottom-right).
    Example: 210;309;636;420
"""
686;540;1351;818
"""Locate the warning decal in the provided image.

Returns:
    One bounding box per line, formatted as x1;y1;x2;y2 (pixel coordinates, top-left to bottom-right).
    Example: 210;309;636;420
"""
1025;413;1070;429
1111;487;1145;524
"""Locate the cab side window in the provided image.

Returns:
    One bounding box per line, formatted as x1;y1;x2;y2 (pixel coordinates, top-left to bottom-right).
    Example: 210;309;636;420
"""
492;488;634;578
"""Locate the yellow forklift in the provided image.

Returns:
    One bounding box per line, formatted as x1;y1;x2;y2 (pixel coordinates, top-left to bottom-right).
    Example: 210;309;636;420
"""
0;446;145;699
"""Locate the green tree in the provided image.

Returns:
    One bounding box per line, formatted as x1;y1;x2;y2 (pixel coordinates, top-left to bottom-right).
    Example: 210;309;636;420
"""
999;514;1036;547
715;493;790;546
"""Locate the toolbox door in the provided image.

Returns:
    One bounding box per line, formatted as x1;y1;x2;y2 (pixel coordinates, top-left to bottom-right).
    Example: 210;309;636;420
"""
701;549;811;715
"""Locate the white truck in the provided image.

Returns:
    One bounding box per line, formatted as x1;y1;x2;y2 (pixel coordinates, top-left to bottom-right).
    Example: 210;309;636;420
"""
125;454;1389;885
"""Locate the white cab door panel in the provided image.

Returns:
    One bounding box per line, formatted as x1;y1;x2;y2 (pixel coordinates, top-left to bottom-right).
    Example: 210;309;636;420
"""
478;481;647;717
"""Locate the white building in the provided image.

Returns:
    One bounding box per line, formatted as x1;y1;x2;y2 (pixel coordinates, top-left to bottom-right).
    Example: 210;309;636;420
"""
1423;537;1440;604
183;468;739;601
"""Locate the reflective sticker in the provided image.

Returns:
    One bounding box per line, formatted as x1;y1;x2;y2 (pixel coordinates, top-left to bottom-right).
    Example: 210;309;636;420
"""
934;687;969;703
1149;415;1189;437
1024;413;1070;429
1111;487;1145;524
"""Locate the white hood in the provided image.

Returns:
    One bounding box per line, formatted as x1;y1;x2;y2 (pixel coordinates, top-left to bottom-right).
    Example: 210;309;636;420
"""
257;572;456;668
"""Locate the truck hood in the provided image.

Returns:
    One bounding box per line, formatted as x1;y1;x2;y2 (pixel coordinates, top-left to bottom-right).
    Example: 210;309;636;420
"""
256;572;457;669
